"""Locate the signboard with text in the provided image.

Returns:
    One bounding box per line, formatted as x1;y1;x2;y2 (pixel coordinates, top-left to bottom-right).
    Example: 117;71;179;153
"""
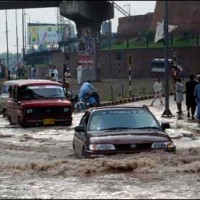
27;23;74;46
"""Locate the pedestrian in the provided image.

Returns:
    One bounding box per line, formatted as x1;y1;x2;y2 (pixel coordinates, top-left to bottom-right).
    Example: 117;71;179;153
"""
64;67;72;90
48;65;53;78
171;77;177;101
150;77;163;106
185;74;198;120
77;63;82;85
30;65;36;79
194;75;200;125
7;70;11;80
63;64;68;75
52;65;58;82
50;72;57;81
175;78;184;114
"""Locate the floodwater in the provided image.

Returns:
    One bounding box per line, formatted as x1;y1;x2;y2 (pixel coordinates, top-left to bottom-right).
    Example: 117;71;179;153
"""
0;97;200;199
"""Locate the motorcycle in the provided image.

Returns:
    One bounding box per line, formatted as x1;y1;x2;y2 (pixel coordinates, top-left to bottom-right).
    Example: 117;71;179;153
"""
74;91;100;112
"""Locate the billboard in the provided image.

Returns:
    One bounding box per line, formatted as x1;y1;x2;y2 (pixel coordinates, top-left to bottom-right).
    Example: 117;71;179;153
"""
27;23;74;46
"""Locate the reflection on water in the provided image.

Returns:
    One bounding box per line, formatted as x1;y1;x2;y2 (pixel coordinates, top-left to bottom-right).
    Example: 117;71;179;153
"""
0;111;200;199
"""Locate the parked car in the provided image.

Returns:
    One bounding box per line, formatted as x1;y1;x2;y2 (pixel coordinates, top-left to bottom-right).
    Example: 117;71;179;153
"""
0;80;17;117
6;79;73;127
73;105;176;158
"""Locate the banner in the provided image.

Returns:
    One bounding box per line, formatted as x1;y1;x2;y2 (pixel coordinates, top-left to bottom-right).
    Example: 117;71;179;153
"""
154;20;178;43
154;20;164;43
28;23;75;46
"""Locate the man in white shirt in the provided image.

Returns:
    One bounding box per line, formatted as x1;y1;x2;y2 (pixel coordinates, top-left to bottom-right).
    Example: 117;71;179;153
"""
30;65;36;79
77;63;82;85
52;65;58;82
150;77;163;106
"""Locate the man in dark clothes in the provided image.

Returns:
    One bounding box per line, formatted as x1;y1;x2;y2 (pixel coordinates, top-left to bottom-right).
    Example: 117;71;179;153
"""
185;74;198;120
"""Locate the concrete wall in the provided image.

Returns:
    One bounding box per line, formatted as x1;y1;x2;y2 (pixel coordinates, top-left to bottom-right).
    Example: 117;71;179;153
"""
117;13;153;37
150;1;200;33
45;46;200;80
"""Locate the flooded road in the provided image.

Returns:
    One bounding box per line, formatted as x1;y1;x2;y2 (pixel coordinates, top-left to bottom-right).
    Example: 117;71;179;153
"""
0;97;200;199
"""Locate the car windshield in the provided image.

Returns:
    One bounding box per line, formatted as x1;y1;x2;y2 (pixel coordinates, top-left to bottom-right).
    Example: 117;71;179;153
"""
88;108;160;132
19;85;66;100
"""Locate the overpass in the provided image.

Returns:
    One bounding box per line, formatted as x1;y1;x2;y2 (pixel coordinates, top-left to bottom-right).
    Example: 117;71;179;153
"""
0;0;114;81
0;1;61;9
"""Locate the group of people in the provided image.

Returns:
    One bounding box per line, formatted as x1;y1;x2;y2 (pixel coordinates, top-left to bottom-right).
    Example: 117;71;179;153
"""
46;63;99;108
150;74;200;125
186;74;200;124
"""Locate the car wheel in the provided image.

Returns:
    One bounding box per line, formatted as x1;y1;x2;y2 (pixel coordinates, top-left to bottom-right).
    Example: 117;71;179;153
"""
67;120;72;126
4;109;8;119
72;140;80;158
82;147;89;159
8;115;15;125
2;108;6;117
18;116;27;128
74;102;86;112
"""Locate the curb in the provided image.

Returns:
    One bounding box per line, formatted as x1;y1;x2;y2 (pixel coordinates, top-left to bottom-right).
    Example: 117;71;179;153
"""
99;92;175;106
100;94;155;106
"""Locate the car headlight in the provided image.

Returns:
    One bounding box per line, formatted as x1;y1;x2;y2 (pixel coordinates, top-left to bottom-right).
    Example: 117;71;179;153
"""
151;142;175;149
63;107;69;113
89;144;116;151
26;108;33;114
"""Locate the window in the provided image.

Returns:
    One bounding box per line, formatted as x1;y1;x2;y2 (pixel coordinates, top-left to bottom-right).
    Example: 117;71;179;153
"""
88;109;160;131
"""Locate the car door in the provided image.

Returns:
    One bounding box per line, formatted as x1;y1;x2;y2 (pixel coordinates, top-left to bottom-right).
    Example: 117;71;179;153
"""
7;85;19;125
74;111;90;157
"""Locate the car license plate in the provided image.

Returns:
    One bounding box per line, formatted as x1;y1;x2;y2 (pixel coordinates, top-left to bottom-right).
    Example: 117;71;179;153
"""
43;118;55;125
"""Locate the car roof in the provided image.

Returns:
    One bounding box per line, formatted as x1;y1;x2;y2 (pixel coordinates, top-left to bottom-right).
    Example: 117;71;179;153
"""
88;105;150;112
4;79;62;87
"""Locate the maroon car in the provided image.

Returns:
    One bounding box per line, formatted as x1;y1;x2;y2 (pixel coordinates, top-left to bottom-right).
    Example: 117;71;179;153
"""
73;106;176;158
6;79;72;127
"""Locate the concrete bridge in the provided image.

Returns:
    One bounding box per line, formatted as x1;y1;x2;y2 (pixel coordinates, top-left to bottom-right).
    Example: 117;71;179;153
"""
0;1;114;81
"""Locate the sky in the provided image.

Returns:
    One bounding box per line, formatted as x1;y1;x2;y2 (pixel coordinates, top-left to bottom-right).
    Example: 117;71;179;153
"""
0;1;156;54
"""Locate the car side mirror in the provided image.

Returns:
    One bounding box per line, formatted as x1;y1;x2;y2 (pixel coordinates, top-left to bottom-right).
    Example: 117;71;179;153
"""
74;125;86;132
161;122;170;130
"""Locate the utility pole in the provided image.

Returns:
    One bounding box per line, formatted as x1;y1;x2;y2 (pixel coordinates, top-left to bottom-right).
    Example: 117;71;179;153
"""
22;9;25;65
108;20;112;75
5;10;9;69
15;9;19;64
162;0;173;117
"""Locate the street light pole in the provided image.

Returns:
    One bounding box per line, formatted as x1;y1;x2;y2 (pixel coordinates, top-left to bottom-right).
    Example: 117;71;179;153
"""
22;9;25;65
5;10;9;69
162;0;173;117
15;9;19;64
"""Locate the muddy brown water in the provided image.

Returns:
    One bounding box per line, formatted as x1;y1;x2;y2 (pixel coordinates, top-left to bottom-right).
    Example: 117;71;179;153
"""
0;98;200;199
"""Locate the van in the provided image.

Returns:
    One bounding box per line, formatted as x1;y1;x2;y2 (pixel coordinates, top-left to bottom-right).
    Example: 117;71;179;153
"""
0;80;18;117
6;79;73;127
150;58;183;78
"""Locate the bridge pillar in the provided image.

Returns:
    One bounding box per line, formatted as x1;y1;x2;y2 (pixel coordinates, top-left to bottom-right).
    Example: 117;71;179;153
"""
60;1;114;81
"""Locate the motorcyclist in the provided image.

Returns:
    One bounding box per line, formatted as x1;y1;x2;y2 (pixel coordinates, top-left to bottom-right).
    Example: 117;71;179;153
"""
78;80;100;106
